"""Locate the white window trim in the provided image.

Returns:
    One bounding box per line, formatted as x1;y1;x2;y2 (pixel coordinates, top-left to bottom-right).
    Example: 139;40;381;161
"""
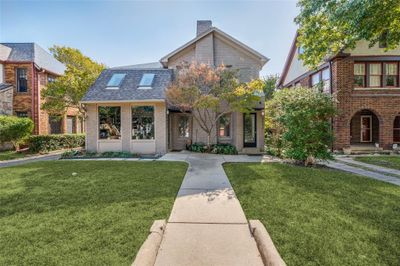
131;105;156;141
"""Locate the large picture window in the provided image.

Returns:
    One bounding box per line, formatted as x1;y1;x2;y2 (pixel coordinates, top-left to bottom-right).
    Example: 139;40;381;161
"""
17;68;28;92
132;106;154;139
219;114;231;137
384;63;398;87
354;62;399;88
98;106;121;139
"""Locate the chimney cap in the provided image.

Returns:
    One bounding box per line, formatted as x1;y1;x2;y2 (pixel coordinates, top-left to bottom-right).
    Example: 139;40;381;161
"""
197;20;212;36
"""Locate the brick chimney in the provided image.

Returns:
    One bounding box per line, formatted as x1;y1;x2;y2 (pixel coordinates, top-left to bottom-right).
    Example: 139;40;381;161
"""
196;20;212;36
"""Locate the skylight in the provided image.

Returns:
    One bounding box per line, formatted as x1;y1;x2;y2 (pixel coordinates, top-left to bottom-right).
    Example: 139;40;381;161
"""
107;73;126;87
139;73;155;87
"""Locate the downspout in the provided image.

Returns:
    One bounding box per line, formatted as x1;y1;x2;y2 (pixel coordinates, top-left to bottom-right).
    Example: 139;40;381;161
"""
31;63;36;134
329;59;334;152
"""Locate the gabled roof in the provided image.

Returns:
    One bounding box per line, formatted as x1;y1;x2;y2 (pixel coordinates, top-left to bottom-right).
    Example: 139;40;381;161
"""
277;32;299;88
160;27;269;66
110;62;163;70
81;68;173;103
0;43;65;75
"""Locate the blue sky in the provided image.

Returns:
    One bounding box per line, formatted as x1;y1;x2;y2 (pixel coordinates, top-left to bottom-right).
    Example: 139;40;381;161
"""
0;0;299;77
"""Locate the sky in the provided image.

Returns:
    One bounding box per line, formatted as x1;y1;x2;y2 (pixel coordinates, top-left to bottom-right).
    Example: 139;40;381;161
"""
0;0;299;77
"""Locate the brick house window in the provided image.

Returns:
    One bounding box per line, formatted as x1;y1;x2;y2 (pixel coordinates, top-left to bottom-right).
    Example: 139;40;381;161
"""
368;63;382;87
16;68;28;92
218;114;231;138
311;72;320;86
47;75;56;83
354;63;366;87
16;111;28;117
394;116;400;143
383;63;398;87
98;106;121;139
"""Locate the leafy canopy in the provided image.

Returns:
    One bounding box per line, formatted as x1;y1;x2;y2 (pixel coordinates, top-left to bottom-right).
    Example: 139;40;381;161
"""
166;62;263;146
262;74;279;100
42;46;105;116
296;0;400;67
266;87;336;165
0;115;34;150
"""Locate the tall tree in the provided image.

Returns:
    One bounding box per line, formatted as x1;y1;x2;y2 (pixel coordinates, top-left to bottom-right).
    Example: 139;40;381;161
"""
166;62;263;148
262;74;279;100
296;0;400;67
42;46;105;116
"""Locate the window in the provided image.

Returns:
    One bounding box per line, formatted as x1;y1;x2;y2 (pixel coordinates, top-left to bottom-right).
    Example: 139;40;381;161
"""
15;111;28;118
67;116;76;134
354;63;366;87
139;73;155;87
98;106;121;139
394;116;400;143
107;73;126;87
369;63;382;87
383;63;398;87
16;68;28;92
322;68;330;93
178;116;190;138
132;106;154;140
219;114;231;138
47;75;56;84
49;116;62;134
311;72;321;86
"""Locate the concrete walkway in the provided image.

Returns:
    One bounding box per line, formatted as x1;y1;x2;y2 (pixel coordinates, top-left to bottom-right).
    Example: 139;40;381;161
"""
323;160;400;186
335;156;400;177
155;152;264;266
0;152;62;168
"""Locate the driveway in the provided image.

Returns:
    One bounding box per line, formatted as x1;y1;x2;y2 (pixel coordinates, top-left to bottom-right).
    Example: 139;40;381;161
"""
154;152;264;266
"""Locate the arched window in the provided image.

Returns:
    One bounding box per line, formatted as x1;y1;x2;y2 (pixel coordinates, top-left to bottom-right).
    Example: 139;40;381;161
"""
394;116;400;143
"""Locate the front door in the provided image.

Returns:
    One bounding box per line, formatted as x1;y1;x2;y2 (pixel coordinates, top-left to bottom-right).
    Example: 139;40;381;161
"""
361;115;372;142
171;113;191;150
243;113;257;147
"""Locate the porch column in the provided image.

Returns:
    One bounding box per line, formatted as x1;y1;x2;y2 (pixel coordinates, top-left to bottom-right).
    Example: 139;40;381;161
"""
121;103;131;152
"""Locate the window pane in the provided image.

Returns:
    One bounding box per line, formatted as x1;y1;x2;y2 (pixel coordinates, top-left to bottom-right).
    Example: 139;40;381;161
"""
384;76;397;87
354;76;365;87
384;63;397;75
369;63;381;75
99;107;121;139
369;76;381;87
394;116;400;142
219;114;231;137
16;111;28;118
107;74;126;87
322;68;330;81
139;74;155;87
311;73;320;86
354;64;365;75
132;106;154;139
17;68;28;92
178;116;190;138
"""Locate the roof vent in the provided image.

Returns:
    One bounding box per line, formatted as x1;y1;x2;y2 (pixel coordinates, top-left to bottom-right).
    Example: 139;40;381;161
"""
197;20;212;36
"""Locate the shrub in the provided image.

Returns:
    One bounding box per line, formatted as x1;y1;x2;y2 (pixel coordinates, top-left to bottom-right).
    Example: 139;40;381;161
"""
265;87;336;165
188;143;207;153
0;115;34;150
211;143;238;155
28;134;85;153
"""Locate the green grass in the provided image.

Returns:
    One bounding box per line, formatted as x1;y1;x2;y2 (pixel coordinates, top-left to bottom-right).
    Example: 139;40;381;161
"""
354;155;400;170
0;161;187;265
224;163;400;266
0;150;27;161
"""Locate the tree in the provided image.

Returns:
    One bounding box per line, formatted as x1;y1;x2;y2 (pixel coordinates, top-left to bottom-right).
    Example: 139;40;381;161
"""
166;62;263;149
0;115;34;151
295;0;400;68
42;46;105;116
265;87;336;165
262;74;279;100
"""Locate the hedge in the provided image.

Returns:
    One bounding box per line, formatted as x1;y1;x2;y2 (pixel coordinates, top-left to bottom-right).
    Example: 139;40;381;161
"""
28;134;85;153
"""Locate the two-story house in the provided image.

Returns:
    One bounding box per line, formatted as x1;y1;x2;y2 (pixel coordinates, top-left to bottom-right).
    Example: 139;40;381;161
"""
0;43;83;135
278;33;400;153
81;20;268;155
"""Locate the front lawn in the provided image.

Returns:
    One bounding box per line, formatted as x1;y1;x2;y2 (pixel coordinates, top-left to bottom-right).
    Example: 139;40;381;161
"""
0;150;27;161
354;155;400;170
0;161;187;265
224;163;400;266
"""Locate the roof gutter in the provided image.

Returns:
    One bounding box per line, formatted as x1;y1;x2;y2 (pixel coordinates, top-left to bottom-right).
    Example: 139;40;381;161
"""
79;99;166;104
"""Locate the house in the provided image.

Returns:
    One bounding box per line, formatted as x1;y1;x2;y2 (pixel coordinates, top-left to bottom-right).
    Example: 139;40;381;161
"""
0;43;83;134
278;33;400;152
81;20;268;154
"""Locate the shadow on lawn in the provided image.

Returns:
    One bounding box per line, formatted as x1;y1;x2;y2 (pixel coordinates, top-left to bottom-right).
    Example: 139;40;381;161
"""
0;161;186;217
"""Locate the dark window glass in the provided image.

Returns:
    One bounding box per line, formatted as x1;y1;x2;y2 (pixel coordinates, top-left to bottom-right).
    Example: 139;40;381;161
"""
219;114;231;137
139;74;155;87
383;63;398;87
98;107;121;139
47;75;56;83
16;111;28;117
49;116;62;134
178;116;190;138
354;63;366;87
132;106;154;139
394;116;400;143
17;68;28;92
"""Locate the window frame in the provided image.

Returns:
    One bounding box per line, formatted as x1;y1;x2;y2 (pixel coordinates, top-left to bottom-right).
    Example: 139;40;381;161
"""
367;62;383;88
16;68;28;93
353;63;367;88
139;73;155;87
131;105;155;140
218;113;232;139
106;73;126;88
98;106;122;140
311;72;321;87
394;116;400;143
383;62;398;88
354;61;400;89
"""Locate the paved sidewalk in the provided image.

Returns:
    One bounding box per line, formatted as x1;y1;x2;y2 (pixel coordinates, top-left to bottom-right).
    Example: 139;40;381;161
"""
155;152;264;266
323;160;400;186
335;156;400;177
0;152;62;168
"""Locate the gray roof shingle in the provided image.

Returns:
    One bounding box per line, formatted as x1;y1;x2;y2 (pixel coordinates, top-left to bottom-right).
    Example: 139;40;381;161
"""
0;43;65;75
81;68;173;102
0;83;13;91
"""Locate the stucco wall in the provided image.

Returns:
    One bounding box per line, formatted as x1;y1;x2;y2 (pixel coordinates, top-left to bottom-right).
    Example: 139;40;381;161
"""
85;101;167;154
345;41;400;56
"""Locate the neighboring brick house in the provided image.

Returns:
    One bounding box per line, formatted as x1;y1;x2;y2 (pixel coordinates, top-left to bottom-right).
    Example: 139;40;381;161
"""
0;43;83;134
278;33;400;152
81;21;268;154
